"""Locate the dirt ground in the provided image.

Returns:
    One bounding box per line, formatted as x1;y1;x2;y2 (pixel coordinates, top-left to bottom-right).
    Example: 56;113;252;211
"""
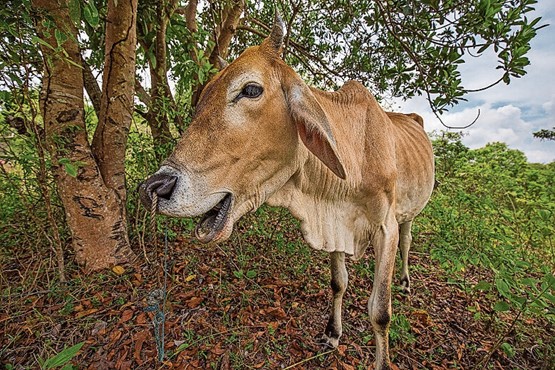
2;214;554;369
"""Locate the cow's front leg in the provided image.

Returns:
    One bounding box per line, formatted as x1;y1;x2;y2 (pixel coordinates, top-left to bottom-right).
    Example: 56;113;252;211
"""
369;215;399;370
320;251;348;348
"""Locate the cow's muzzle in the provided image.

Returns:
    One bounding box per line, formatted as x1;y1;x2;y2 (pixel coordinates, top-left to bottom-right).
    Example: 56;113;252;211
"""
138;173;178;209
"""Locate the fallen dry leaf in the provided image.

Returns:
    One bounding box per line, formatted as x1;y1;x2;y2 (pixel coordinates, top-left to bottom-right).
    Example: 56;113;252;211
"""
133;330;149;365
75;308;99;319
119;309;134;323
186;296;204;308
112;265;125;275
135;312;147;325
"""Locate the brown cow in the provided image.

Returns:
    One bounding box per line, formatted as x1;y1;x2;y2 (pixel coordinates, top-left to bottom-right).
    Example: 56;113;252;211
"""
140;14;434;370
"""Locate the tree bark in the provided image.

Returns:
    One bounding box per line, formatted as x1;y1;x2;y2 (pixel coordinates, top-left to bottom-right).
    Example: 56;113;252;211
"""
209;0;245;64
92;0;138;201
33;0;136;271
82;56;102;118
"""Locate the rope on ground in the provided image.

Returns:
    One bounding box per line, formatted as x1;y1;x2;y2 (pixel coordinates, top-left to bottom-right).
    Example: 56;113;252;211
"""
144;192;168;362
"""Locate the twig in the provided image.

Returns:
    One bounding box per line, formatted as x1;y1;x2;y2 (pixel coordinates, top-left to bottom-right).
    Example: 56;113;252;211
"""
375;0;480;129
475;309;523;369
475;279;555;369
283;349;334;369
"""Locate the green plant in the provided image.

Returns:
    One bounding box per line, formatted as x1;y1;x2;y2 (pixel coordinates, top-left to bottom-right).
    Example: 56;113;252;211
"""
39;342;84;370
420;134;555;324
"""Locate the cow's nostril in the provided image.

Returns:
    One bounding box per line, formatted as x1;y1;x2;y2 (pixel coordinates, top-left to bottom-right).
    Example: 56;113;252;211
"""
143;174;178;200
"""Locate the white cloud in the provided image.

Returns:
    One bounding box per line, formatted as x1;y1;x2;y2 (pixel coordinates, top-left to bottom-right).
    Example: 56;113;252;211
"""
397;97;554;163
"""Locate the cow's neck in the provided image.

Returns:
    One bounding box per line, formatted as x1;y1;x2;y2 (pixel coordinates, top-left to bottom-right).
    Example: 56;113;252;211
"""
266;89;397;259
266;147;374;260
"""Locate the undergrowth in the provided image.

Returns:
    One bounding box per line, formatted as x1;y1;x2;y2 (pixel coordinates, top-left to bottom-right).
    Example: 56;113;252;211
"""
1;125;554;368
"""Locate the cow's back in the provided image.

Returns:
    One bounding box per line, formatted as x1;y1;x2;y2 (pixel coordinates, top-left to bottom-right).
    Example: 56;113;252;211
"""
387;112;435;223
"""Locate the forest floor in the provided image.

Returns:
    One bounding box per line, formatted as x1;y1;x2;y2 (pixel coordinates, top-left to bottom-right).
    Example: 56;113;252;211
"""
2;210;554;369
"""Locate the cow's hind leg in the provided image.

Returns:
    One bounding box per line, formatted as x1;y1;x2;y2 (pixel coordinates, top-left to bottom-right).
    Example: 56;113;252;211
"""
399;221;413;294
320;251;348;348
369;214;399;370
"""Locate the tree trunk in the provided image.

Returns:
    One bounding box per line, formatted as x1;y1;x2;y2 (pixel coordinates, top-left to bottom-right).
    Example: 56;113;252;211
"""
33;0;136;271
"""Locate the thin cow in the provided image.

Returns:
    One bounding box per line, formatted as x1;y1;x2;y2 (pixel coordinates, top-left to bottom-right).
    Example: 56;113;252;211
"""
140;14;434;370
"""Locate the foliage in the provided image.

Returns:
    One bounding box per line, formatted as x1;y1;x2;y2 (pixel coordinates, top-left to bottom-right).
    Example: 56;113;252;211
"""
0;88;69;263
533;127;555;141
418;133;555;321
0;0;40;90
235;0;545;114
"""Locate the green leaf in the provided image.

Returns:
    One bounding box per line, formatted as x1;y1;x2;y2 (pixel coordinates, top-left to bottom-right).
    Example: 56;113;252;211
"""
233;270;243;279
58;158;79;177
31;36;55;50
521;277;537;287
500;342;515;357
54;29;67;47
43;342;84;370
83;2;99;28
68;0;81;25
493;300;511;312
148;51;157;69
474;281;491;291
64;162;78;177
246;270;257;279
544;292;555;305
495;278;510;296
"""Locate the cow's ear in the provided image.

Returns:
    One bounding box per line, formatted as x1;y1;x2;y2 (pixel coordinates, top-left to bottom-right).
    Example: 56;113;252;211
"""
288;84;346;180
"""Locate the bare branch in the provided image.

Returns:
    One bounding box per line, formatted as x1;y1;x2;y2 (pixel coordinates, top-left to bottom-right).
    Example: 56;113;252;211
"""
209;0;245;65
134;78;151;107
282;1;301;60
81;55;102;118
237;24;342;80
184;0;198;34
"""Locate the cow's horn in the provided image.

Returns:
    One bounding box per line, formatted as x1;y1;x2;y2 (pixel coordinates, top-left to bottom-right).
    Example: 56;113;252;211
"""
216;55;229;70
268;11;285;52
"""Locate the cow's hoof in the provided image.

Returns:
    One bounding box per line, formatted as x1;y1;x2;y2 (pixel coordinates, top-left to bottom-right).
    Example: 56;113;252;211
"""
317;333;339;349
400;278;411;295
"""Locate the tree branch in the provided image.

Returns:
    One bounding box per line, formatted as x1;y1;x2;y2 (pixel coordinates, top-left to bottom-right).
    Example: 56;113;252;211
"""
184;0;198;34
81;55;102;118
209;0;245;65
134;78;151;107
237;23;342;82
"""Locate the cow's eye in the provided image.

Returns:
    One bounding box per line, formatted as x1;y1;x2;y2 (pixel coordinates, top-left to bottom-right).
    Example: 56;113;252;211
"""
239;84;263;99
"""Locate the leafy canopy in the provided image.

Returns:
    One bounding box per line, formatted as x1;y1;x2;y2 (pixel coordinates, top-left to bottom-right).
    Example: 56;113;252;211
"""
234;0;545;116
0;0;545;120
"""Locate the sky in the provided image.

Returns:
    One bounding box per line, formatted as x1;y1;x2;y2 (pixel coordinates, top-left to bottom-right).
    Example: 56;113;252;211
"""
397;1;555;163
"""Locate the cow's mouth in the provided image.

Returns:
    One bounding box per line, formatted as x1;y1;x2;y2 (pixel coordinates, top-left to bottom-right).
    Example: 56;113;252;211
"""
195;193;233;243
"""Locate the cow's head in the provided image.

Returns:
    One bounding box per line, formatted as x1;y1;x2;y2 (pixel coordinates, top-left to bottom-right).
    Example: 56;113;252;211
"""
139;14;345;243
